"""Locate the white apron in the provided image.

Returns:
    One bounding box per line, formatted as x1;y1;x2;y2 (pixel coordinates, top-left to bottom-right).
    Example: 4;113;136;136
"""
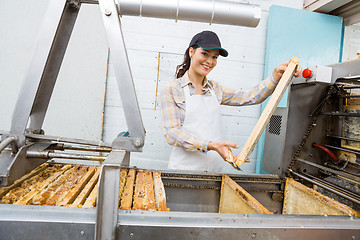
168;84;224;172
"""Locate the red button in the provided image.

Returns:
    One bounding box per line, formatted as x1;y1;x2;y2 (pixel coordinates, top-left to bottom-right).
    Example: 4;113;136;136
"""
302;68;312;78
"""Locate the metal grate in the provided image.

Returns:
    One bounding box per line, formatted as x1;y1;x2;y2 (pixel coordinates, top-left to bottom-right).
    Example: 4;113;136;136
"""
268;115;282;135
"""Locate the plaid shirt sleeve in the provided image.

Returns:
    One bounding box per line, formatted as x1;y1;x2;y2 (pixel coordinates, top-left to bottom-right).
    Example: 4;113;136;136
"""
160;82;209;152
213;75;278;106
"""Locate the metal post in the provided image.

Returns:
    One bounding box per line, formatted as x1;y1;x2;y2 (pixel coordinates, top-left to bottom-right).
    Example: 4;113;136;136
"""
99;0;146;150
9;0;80;147
95;150;125;240
121;151;130;167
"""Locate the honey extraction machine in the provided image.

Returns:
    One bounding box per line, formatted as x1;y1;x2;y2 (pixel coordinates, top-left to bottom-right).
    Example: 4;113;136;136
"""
0;0;360;239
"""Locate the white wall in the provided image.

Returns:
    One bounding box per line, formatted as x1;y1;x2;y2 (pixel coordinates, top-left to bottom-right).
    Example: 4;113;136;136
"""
0;0;304;174
102;0;303;173
342;22;360;61
0;1;108;141
0;0;47;131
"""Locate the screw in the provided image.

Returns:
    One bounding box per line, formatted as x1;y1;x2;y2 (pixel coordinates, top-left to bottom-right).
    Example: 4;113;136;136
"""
251;233;256;239
105;9;112;16
130;233;134;238
80;231;85;236
134;140;141;147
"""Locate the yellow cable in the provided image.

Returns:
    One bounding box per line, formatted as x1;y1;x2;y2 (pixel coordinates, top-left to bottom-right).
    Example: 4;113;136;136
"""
154;52;160;110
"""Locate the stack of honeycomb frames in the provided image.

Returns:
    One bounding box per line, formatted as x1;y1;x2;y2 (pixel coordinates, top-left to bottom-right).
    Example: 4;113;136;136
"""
0;163;169;211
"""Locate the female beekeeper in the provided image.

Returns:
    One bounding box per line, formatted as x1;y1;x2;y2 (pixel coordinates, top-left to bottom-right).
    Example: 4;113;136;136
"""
160;30;301;172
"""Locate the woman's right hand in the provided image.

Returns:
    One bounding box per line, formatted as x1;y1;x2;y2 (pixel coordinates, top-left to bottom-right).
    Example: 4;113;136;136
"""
207;141;239;160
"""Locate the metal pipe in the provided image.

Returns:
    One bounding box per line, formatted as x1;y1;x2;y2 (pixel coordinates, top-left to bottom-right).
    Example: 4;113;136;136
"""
0;136;18;154
288;169;360;205
301;172;360;200
320;112;360;117
312;143;338;162
25;133;112;148
118;0;261;27
325;163;360;177
83;0;261;27
49;152;106;161
339;95;360;98
61;144;112;152
343;86;360;89
325;144;360;156
296;158;360;183
327;135;360;143
26;151;106;161
336;75;360;82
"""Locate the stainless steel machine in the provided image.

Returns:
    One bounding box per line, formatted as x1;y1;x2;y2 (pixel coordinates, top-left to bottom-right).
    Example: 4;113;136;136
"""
0;0;359;239
263;59;360;212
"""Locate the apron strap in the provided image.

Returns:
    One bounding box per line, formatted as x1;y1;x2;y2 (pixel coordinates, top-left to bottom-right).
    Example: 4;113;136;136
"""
183;84;191;98
209;87;216;98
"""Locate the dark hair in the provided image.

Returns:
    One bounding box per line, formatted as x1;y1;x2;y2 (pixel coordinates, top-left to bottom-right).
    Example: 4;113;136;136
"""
175;46;199;79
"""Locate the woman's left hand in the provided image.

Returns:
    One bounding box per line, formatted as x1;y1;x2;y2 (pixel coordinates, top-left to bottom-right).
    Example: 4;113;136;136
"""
272;61;302;82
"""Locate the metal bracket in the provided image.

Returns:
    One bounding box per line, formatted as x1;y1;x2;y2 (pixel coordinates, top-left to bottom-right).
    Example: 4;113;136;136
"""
25;142;55;159
112;136;144;152
68;0;81;9
0;143;49;186
94;150;126;240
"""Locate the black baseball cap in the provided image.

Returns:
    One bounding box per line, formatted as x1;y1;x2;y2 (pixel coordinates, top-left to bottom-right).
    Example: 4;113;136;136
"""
189;31;228;57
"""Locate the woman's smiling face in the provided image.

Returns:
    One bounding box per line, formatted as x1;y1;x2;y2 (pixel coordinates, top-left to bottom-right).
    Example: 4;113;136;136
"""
189;47;219;77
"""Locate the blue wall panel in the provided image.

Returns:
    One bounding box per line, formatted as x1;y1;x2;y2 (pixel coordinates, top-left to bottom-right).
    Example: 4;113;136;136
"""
256;5;343;173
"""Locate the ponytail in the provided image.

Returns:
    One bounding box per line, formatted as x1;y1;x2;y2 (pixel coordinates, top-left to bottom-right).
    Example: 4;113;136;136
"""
175;46;199;78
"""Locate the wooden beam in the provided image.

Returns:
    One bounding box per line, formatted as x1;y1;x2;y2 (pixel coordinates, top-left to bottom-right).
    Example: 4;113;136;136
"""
235;56;299;166
142;170;156;210
82;182;98;208
0;163;48;199
219;175;272;214
118;169;128;207
14;165;71;205
31;166;76;205
71;168;100;207
120;168;136;210
283;178;360;217
58;167;96;206
45;166;88;206
132;170;145;210
153;171;169;211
